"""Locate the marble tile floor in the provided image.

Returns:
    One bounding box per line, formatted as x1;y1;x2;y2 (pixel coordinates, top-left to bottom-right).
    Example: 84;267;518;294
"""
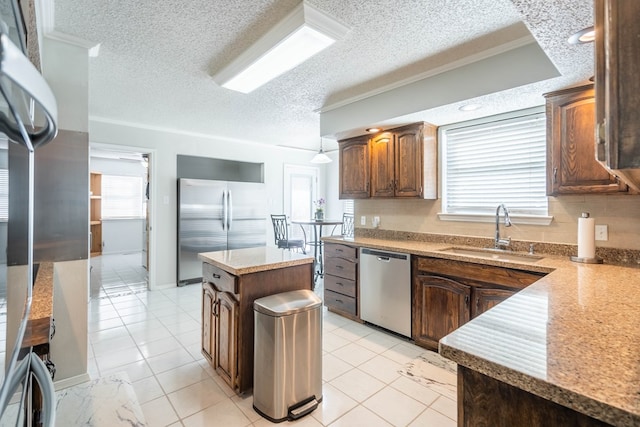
85;254;457;427
0;253;456;426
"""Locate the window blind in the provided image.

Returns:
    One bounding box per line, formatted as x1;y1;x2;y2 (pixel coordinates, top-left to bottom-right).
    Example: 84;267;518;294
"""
0;169;7;220
102;175;144;219
443;110;547;216
343;199;354;215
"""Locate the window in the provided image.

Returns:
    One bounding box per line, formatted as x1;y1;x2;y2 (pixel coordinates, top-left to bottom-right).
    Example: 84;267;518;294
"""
343;199;354;215
101;175;144;219
441;108;549;223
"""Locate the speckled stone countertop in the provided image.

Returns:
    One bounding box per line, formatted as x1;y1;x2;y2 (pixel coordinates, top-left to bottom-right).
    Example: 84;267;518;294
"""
323;235;640;426
198;246;313;276
23;262;54;348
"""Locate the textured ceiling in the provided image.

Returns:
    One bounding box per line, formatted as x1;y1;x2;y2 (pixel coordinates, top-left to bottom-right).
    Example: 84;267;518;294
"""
53;0;593;151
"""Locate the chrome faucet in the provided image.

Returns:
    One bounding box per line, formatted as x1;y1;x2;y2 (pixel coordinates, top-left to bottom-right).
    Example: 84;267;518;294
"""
495;203;512;250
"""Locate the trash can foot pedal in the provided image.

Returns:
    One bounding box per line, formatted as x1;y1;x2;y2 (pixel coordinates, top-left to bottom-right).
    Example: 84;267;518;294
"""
289;396;319;420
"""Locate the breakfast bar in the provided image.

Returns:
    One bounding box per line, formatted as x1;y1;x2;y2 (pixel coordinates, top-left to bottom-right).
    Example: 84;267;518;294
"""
198;247;314;394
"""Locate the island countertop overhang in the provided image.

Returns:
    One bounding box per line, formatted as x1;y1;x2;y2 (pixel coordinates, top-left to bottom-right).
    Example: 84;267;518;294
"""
198;246;313;276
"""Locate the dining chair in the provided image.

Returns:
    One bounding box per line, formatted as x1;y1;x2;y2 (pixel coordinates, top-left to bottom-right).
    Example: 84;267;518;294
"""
270;214;306;253
331;213;355;237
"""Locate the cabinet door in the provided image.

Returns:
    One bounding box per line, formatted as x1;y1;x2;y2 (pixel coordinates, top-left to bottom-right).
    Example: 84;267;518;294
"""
394;125;423;197
215;292;238;390
472;287;516;318
595;0;640;188
201;283;215;363
412;274;471;350
339;137;370;199
546;85;626;195
370;132;395;198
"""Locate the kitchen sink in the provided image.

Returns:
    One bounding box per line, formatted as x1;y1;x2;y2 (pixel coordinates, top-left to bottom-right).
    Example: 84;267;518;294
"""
438;247;543;263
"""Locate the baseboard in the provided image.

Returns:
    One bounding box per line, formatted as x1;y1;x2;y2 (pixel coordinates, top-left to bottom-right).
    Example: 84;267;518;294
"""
54;372;91;391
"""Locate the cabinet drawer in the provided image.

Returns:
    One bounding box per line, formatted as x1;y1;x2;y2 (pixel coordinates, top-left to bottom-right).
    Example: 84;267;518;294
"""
324;274;357;298
324;290;357;316
203;263;237;294
325;258;357;280
415;257;544;290
324;243;357;260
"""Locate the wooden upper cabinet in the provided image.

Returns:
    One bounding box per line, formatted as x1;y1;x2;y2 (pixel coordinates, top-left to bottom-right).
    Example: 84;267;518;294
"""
394;124;426;198
545;85;627;195
370;132;395;197
339;136;370;199
595;0;640;192
339;121;438;200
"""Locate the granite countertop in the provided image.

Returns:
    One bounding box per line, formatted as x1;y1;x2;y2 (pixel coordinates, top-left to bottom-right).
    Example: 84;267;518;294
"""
198;246;314;275
23;262;54;348
323;235;640;427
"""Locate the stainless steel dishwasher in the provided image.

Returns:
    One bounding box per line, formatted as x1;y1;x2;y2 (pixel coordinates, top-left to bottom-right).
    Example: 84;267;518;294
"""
359;248;411;337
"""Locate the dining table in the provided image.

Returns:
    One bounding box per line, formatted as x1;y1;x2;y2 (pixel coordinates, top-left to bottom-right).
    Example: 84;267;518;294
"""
291;218;343;282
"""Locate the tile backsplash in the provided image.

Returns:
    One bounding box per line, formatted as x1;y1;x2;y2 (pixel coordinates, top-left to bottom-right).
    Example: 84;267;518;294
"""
355;194;640;251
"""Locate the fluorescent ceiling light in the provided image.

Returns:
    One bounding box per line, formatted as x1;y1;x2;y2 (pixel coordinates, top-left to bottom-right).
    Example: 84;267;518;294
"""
212;0;349;93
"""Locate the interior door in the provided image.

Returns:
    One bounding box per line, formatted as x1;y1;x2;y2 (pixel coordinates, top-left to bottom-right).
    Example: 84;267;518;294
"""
283;164;318;241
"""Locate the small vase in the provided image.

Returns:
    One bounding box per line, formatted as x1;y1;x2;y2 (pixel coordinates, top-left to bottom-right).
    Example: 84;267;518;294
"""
315;210;324;220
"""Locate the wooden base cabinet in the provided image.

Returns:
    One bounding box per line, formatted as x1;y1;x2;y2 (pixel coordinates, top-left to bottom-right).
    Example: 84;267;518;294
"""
459;367;612;426
412;256;544;351
323;243;360;321
413;274;470;350
201;260;313;394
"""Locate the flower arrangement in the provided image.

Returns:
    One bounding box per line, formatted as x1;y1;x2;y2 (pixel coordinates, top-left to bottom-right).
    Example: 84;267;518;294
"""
313;198;325;219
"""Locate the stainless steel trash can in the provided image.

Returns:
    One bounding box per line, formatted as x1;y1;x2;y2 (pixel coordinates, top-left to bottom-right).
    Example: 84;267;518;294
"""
253;289;322;423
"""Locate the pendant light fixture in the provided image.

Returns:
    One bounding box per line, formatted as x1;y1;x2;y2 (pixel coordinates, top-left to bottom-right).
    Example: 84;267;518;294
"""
311;138;332;163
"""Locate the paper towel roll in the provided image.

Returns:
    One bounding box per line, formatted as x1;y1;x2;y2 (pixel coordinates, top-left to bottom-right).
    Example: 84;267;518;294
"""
577;213;595;259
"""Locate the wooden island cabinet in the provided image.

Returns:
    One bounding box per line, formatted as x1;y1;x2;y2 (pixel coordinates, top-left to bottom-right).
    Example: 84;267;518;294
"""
199;247;313;394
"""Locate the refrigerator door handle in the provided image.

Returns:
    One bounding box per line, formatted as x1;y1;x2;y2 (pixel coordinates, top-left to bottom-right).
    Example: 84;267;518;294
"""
222;191;227;231
227;190;233;230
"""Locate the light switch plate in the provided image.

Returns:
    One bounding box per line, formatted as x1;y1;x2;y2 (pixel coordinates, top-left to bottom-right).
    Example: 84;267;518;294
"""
595;224;608;241
360;216;366;225
373;216;380;227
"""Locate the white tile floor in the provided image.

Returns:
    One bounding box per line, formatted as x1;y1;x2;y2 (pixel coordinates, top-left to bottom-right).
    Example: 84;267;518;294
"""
86;253;457;427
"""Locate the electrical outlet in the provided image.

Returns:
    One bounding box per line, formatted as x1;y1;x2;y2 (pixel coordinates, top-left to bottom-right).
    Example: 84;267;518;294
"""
360;215;366;226
373;216;380;227
595;224;608;241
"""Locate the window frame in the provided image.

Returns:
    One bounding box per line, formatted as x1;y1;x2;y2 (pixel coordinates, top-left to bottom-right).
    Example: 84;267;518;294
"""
438;106;553;226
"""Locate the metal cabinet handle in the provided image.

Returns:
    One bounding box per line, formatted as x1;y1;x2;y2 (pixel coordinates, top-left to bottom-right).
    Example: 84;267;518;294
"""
212;273;221;279
553;167;558;183
465;295;470;306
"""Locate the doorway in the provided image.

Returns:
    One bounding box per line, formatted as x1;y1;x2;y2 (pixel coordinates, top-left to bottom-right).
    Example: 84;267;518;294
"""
90;144;154;296
283;164;319;242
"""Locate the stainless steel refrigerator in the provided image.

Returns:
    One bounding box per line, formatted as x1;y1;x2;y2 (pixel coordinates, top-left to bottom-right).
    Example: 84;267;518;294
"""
177;178;266;285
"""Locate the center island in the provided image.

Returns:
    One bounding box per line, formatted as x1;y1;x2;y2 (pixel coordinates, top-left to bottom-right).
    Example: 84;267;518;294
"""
198;246;314;394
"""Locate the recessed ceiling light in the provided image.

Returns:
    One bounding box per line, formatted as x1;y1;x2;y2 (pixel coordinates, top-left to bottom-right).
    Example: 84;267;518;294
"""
568;26;595;45
212;1;349;93
459;103;482;112
365;127;381;133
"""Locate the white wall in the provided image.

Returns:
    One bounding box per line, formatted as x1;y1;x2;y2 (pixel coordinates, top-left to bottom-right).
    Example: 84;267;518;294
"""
89;120;322;289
